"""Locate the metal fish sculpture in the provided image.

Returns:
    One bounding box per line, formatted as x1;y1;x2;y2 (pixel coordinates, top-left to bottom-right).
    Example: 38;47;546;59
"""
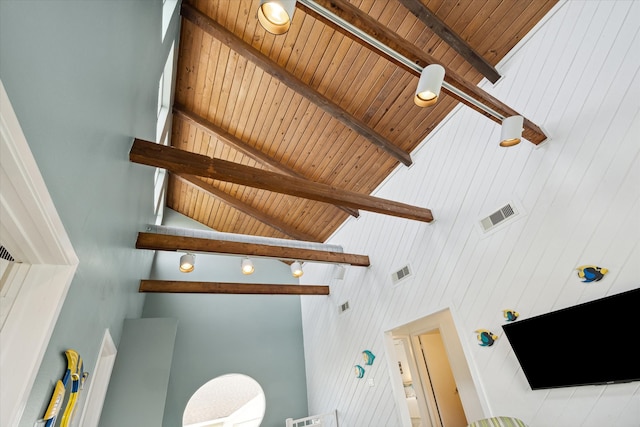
60;355;89;427
38;380;65;427
36;349;89;427
503;309;519;322
576;265;608;283
38;349;79;427
475;329;498;347
362;350;376;366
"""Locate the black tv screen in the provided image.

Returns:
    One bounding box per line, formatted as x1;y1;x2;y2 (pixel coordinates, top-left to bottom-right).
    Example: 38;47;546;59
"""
502;287;640;390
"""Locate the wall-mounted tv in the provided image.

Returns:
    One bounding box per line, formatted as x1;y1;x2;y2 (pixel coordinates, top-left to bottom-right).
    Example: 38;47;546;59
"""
502;287;640;390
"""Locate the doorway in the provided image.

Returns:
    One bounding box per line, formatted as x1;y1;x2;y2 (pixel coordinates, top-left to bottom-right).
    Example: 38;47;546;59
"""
414;330;467;427
385;308;487;427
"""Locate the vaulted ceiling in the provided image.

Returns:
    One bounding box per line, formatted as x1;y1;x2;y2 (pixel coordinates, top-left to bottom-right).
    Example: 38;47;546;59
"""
133;0;557;248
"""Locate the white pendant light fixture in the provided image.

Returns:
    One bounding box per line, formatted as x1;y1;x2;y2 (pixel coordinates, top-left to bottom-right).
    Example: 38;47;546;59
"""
414;64;445;107
334;264;346;280
257;0;296;35
291;261;303;278
241;257;255;275
179;253;195;273
500;115;524;147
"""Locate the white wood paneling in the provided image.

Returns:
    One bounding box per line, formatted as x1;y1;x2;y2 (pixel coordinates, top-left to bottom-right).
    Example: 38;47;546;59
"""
300;1;640;426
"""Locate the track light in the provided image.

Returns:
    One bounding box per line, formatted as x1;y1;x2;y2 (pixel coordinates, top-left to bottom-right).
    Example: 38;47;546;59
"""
414;64;445;107
179;253;195;273
500;115;524;147
257;0;296;35
291;261;303;278
241;257;255;275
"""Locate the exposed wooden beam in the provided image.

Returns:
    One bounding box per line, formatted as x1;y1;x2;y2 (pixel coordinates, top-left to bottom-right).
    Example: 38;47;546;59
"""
135;232;371;266
180;2;413;166
131;139;434;223
397;0;501;84
176;173;321;242
173;105;359;218
140;280;330;295
299;0;547;145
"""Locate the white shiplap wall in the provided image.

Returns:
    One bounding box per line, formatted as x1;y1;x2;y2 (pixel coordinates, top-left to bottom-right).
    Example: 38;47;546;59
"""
300;1;640;426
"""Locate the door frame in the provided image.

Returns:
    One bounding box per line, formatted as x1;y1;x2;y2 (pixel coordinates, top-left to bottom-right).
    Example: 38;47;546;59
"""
384;307;490;427
0;79;79;426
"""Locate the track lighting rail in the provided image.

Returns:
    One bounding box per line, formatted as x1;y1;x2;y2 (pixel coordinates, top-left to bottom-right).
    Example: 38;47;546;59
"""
298;0;547;144
298;0;503;121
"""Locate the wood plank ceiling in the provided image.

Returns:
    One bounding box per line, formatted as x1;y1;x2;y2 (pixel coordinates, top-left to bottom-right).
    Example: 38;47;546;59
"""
159;0;557;244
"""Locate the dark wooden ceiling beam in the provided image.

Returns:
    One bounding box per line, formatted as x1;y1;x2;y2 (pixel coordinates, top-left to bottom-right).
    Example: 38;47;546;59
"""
176;173;320;242
173;105;359;218
299;0;547;145
130;139;434;223
397;0;501;84
180;3;413;166
140;280;330;295
135;232;371;266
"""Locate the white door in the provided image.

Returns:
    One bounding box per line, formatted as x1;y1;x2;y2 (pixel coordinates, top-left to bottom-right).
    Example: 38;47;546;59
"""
417;331;468;427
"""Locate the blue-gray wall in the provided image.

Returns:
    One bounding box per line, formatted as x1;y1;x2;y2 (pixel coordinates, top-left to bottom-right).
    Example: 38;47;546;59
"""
143;293;309;427
1;1;309;424
100;318;178;427
144;210;309;427
0;1;180;425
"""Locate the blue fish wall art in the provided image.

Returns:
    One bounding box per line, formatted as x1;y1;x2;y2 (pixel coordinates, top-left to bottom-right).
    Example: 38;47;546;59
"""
503;309;519;322
475;329;498;347
362;350;376;366
576;265;608;283
354;365;365;378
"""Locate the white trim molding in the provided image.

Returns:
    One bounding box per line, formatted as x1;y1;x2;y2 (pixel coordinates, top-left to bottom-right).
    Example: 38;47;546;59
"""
74;329;117;427
0;79;79;427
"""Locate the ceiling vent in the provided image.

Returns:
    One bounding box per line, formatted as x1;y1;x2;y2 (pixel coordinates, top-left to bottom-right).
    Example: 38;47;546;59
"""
480;202;519;232
0;246;15;262
339;301;350;314
391;264;412;285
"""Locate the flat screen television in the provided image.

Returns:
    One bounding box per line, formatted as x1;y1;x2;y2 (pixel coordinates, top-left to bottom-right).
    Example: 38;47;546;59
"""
501;287;640;390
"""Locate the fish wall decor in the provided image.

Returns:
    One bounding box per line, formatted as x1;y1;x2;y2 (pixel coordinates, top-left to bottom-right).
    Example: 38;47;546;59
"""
354;365;365;378
475;329;498;347
36;349;89;427
362;350;376;366
503;309;519;322
576;265;608;282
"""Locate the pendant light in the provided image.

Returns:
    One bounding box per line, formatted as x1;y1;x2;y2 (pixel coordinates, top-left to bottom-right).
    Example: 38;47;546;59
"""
500;115;524;147
257;0;296;35
291;261;303;278
179;253;195;273
241;257;255;275
414;64;445;107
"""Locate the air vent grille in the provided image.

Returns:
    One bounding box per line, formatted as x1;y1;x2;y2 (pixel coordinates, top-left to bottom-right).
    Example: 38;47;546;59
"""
0;246;15;262
391;264;412;285
480;203;518;232
339;301;350;313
